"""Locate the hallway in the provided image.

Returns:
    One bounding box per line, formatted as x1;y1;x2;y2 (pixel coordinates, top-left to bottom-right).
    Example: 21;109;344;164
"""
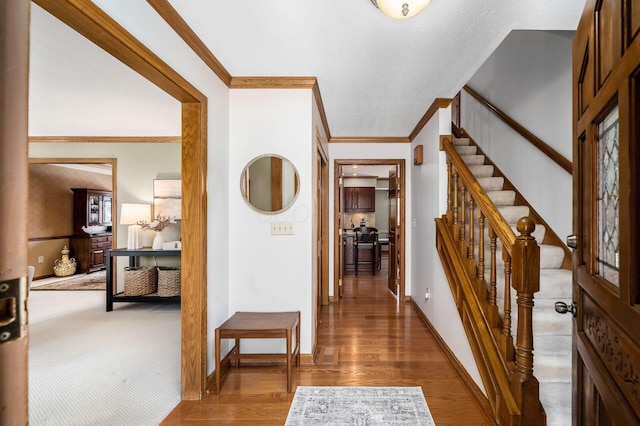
163;263;492;425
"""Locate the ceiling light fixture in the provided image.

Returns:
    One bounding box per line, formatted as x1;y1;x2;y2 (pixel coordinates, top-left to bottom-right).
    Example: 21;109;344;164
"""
370;0;431;19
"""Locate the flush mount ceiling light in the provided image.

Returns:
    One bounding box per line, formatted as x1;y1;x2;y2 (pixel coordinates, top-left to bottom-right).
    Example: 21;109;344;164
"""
371;0;431;19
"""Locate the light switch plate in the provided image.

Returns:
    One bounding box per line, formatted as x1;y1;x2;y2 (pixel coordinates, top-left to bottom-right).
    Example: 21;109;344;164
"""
271;222;295;235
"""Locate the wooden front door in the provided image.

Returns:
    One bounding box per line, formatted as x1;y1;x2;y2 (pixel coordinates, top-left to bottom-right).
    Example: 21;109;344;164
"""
571;0;640;423
388;168;399;295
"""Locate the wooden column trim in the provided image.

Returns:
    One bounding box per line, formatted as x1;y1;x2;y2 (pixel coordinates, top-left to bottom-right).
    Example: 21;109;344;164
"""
0;1;30;424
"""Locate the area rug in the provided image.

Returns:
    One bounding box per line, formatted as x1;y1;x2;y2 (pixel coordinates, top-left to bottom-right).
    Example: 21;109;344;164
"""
31;271;106;291
285;386;436;425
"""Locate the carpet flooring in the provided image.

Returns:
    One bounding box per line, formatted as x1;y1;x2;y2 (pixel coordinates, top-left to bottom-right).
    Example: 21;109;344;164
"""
31;271;106;291
28;290;181;425
285;386;436;425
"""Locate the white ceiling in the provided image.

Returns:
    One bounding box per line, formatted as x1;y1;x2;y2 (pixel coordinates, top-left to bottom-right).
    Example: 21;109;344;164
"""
29;0;585;139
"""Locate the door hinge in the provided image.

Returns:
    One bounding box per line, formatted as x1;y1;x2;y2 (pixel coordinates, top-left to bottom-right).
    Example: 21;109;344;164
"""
0;277;25;344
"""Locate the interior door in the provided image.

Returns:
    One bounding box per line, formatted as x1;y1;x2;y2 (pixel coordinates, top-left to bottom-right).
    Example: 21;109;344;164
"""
337;168;345;298
571;0;640;423
388;167;399;295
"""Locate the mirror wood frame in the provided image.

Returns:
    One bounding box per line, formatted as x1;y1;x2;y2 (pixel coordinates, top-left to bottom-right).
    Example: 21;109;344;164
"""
240;154;300;214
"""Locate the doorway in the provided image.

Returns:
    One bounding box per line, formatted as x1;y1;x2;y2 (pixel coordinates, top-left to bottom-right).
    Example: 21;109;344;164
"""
333;159;406;301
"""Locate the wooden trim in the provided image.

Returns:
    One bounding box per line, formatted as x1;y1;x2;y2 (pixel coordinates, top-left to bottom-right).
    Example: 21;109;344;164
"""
230;76;317;89
146;0;232;87
33;0;208;400
409;298;497;425
29;136;180;143
312;80;332;142
329;136;411;143
408;98;452;141
463;85;573;174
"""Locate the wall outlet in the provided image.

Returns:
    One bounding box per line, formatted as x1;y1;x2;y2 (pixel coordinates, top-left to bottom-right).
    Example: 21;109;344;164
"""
38;256;44;264
271;222;295;235
425;287;431;300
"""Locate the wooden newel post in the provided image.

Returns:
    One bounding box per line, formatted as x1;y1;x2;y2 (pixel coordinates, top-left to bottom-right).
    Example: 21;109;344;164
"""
511;217;545;424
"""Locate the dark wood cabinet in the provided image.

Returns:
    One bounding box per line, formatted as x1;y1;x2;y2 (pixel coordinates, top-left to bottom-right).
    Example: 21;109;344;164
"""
344;187;375;212
69;188;112;273
70;234;112;273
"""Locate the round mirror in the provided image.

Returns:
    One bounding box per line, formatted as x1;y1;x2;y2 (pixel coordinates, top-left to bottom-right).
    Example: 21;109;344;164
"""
240;154;300;214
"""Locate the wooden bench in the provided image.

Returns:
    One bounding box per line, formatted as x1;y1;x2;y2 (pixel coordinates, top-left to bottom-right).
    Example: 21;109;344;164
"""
215;311;300;393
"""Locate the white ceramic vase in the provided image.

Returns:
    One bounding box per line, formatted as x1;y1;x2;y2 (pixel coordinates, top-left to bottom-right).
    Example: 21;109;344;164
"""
152;231;164;250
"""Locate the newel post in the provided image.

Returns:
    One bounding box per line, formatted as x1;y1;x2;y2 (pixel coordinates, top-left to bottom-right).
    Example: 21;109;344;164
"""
511;217;545;424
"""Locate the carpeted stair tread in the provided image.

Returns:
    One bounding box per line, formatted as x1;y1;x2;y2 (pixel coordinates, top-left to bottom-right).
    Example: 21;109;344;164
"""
453;138;470;146
540;245;565;269
461;154;486;165
539;382;572;426
455;145;477;156
487;190;516;206
537;269;572;298
469;165;494;178
498;205;530;224
477;177;505;191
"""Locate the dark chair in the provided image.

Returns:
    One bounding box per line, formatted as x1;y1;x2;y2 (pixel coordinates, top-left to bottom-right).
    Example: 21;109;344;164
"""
354;227;378;276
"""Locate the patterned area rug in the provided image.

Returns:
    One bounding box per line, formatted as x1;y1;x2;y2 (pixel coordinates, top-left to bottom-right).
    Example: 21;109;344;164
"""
285;386;436;425
31;271;106;291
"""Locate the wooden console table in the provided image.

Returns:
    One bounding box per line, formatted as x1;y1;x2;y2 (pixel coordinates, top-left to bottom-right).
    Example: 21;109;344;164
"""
105;248;181;312
215;311;301;393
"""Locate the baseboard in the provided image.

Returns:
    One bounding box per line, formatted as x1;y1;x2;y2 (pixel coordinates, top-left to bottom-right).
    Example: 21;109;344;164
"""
409;297;496;425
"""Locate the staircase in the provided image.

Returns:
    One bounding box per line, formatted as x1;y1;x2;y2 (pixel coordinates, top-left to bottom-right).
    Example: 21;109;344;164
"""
453;137;572;426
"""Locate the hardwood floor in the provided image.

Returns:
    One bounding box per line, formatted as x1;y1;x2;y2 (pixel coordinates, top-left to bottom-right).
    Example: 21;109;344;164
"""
162;258;493;425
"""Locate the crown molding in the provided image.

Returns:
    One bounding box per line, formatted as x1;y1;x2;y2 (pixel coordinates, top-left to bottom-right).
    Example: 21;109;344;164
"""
329;136;410;143
28;136;181;143
229;76;317;89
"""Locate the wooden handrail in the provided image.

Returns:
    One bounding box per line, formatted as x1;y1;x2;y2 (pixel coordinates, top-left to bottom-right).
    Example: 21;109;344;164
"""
463;85;573;174
441;136;515;253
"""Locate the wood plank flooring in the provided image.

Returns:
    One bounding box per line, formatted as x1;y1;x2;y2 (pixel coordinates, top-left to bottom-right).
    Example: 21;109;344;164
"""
162;259;493;425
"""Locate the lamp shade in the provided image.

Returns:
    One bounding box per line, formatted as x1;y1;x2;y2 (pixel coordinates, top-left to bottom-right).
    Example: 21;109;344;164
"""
374;0;431;19
120;203;151;225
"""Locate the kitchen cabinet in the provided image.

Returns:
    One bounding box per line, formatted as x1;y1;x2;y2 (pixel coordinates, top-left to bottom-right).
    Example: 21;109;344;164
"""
69;188;113;273
344;187;375;212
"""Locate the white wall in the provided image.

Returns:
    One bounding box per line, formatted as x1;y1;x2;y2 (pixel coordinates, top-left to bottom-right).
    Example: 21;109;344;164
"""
41;0;232;375
461;30;574;239
228;89;314;354
328;144;412;297
409;108;484;391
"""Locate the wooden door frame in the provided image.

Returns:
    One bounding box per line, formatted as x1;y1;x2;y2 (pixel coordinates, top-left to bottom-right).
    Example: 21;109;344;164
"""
316;130;330;307
33;0;208;399
332;159;406;300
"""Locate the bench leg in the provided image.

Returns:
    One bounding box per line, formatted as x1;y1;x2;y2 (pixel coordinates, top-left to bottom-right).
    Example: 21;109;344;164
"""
287;329;292;393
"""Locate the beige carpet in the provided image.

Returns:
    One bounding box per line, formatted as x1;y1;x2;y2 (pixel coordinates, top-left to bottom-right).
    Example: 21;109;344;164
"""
31;271;106;291
28;290;181;425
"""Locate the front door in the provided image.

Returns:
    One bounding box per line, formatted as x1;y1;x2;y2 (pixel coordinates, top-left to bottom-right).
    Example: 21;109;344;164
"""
572;0;640;423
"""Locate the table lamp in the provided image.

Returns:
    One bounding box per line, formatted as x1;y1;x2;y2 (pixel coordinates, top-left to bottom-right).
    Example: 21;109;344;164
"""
120;203;151;250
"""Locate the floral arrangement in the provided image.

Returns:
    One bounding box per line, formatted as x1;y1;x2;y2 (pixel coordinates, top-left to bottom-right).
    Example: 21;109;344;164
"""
138;213;177;232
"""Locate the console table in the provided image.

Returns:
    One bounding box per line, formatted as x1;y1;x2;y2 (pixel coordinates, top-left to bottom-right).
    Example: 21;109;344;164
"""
105;248;181;312
215;311;301;393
